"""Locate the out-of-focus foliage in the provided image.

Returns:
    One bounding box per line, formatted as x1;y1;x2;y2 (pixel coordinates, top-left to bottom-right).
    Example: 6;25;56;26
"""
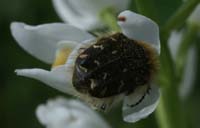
0;0;62;128
133;0;182;25
0;0;200;128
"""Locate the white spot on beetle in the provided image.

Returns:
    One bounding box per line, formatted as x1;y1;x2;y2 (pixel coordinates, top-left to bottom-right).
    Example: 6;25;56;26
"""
103;73;108;80
79;65;88;72
100;103;107;110
93;45;104;50
90;79;96;89
94;60;100;66
78;48;86;54
79;54;88;59
112;50;118;54
110;37;117;41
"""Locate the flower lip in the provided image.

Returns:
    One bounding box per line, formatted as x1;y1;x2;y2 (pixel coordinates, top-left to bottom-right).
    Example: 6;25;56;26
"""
118;16;126;22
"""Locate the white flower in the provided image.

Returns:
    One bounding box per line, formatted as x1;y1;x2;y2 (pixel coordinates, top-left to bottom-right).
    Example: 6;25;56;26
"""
52;0;130;30
172;0;199;99
36;97;110;128
11;10;160;123
168;31;197;99
188;4;200;27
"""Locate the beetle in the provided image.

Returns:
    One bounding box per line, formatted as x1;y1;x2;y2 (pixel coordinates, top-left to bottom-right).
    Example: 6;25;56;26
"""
72;33;158;100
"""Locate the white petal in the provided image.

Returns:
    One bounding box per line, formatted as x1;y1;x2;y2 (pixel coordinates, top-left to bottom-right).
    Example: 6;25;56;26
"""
179;46;197;99
11;22;94;64
168;31;183;60
188;4;200;26
53;0;130;30
15;65;76;95
36;97;110;128
118;10;160;54
168;31;197;99
123;85;160;123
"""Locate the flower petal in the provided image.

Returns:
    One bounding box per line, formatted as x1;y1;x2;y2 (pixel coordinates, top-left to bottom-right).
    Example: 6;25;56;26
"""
168;31;183;60
188;4;200;26
53;0;130;30
118;10;160;54
36;97;111;128
11;22;94;64
123;84;160;123
179;47;197;99
168;31;197;99
15;65;76;95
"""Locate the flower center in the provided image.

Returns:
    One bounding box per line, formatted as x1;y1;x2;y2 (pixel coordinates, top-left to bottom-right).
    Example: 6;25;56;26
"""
73;33;158;98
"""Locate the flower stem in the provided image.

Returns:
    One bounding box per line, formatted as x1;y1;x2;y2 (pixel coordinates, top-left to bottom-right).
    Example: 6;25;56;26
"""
156;36;184;128
156;86;184;128
163;0;199;34
159;35;175;87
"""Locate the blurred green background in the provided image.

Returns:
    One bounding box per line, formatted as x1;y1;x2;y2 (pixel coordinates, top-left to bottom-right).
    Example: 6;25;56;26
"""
0;0;200;128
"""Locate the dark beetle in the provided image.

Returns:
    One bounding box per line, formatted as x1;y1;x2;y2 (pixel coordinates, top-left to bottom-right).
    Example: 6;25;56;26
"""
73;33;158;98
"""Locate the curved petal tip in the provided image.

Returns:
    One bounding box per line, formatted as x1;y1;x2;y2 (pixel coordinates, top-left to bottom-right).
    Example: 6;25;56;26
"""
118;10;160;54
123;85;160;123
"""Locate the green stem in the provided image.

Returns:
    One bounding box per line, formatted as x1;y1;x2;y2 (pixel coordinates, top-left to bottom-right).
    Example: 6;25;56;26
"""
159;35;175;87
176;24;198;86
156;36;183;128
156;86;184;128
163;0;199;34
155;95;170;128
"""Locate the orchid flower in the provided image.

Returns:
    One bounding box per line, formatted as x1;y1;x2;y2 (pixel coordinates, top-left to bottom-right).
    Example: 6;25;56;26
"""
168;1;199;99
11;10;160;123
169;31;197;99
188;4;200;27
52;0;130;30
36;97;110;128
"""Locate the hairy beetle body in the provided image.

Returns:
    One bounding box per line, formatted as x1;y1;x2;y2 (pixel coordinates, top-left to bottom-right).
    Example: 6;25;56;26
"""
73;33;158;98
